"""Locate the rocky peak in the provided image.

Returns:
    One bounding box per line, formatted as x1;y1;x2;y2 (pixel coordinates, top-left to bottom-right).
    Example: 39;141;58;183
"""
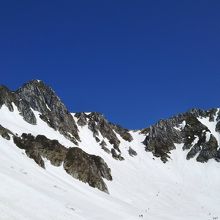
2;79;220;195
0;84;37;124
0;85;15;111
188;108;218;121
18;80;80;144
0;80;80;144
143;108;220;163
16;80;63;113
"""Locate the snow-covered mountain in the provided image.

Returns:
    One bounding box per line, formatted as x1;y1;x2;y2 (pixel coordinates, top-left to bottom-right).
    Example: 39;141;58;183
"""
1;80;220;220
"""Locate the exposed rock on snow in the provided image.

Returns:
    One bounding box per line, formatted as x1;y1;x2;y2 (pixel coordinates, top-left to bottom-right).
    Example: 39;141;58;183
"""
1;80;220;220
128;146;137;157
64;147;112;193
16;80;80;144
75;112;132;157
143;109;220;163
1;81;80;144
13;132;112;192
0;124;13;140
0;85;37;124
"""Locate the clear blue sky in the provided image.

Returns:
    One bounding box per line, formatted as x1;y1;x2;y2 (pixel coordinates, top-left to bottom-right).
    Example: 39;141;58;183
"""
0;0;220;129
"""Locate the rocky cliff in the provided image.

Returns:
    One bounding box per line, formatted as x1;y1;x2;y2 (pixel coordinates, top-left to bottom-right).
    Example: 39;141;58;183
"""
0;80;220;193
142;108;220;163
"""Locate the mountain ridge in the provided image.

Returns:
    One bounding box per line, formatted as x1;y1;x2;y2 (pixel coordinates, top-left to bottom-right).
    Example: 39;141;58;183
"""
0;79;220;220
1;80;220;166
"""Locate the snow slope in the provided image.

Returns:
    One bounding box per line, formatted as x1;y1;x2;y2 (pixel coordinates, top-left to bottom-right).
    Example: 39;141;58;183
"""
0;105;220;220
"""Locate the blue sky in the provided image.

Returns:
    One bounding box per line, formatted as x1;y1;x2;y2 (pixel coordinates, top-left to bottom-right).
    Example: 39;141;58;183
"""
0;0;220;129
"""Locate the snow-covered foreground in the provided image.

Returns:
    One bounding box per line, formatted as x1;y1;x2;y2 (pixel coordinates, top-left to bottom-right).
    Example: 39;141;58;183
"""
0;105;220;220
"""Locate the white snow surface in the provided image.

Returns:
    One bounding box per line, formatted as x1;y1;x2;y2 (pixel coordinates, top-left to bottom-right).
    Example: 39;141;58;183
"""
0;105;220;220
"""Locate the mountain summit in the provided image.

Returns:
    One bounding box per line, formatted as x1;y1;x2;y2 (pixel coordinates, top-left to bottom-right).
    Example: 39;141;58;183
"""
0;80;220;220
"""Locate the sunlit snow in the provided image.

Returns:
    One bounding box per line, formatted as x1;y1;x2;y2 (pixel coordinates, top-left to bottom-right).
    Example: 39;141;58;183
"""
0;105;220;220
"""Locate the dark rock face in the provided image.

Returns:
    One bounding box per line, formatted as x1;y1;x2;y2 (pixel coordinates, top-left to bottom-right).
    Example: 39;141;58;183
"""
0;86;36;124
13;133;68;168
182;113;209;149
87;112;121;150
109;123;133;142
216;121;220;132
196;134;218;162
13;134;45;168
0;125;13;140
75;112;133;157
111;148;124;161
0;80;80;144
143;117;183;163
75;112;87;127
13;133;112;192
186;144;201;160
190;108;218;121
16;80;80;144
0;86;16;111
64;147;112;193
143;109;220;163
99;140;111;154
128;147;137;157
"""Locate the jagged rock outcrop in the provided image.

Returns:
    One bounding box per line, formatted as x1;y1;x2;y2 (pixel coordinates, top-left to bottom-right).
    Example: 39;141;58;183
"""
2;79;220;194
13;134;46;168
75;112;87;126
143;109;220;163
196;134;218;162
0;80;80;144
189;108;218;121
13;133;112;192
111;148;124;160
75;112;133;144
128;147;137;157
109;123;133;142
0;124;13;140
143;117;183;162
64;147;112;193
216;121;220;132
99;140;111;154
13;133;69;168
0;86;16;111
182;113;209;150
75;112;132;157
16;80;80;144
84;112;121;149
0;85;37;124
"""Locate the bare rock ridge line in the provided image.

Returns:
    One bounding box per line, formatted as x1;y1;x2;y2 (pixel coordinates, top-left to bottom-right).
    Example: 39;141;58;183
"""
0;80;133;149
75;112;133;160
1;79;220;193
0;80;79;144
142;108;220;163
0;80;133;192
